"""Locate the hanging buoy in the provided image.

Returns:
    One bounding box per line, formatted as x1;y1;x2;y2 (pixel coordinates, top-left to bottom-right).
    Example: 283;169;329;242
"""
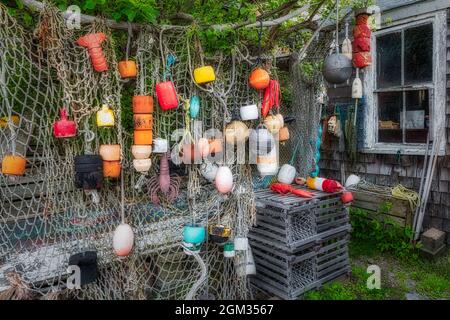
99;144;121;161
74;155;103;190
96;105;115;127
278;126;290;142
132;96;154;114
133;130;153;145
131;145;152;159
225;121;249;145
103;161;121;178
189;95;200;119
133;114;153;131
249;68;270;90
261;80;281;118
208;139;223;155
275;114;284;128
1;155;26;176
278;164;296;185
215;166;233;194
76;33;108;72
240;104;259;121
342;22;353;60
152;138;168;153
208;224;231;245
133;158;152;173
249;124;275;157
113;223;134;257
193;66;216;84
53;108;77;138
118;60;137;78
323;0;353;84
352;69;363;99
183;224;206;254
156;81;179;111
323;54;353;84
352;11;373;68
234;237;248;251
263;115;283;134
257;148;278;176
223;242;235;258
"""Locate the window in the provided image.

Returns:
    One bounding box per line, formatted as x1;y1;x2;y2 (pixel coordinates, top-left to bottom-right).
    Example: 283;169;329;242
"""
376;23;432;145
363;12;447;155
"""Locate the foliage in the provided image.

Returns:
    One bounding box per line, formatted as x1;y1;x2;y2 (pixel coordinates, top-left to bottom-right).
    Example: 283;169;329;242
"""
4;0;371;56
303;265;392;300
350;0;375;10
349;208;420;260
305;243;450;300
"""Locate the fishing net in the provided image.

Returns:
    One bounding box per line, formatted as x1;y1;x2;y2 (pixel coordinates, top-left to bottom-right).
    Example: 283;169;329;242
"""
0;2;260;300
285;32;333;178
0;0;332;300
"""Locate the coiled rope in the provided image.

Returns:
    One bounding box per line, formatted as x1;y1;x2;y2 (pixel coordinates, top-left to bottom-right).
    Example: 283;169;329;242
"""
356;180;420;213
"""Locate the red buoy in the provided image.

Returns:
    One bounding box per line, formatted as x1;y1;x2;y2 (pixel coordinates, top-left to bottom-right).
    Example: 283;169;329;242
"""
156;81;179;111
341;191;354;204
53;108;77;138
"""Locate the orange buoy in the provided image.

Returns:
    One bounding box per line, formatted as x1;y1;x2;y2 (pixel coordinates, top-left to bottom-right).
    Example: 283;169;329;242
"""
249;68;270;90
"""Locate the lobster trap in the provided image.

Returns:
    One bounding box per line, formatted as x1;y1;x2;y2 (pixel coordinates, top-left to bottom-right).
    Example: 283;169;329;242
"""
250;231;350;300
248;187;351;252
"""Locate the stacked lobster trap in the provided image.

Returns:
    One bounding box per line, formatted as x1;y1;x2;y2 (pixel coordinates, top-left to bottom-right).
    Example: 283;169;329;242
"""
249;186;351;300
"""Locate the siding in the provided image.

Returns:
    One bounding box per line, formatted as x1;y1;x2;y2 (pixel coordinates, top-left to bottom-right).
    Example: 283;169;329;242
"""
321;8;450;242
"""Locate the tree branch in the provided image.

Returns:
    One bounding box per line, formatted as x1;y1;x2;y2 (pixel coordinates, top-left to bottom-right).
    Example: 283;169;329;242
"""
20;0;310;31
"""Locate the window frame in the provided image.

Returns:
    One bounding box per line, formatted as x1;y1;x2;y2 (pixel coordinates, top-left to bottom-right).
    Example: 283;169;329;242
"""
361;11;447;155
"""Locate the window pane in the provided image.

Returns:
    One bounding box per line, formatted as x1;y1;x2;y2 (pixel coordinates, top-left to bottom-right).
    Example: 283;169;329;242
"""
403;90;429;143
405;24;433;84
377;32;402;88
378;92;403;143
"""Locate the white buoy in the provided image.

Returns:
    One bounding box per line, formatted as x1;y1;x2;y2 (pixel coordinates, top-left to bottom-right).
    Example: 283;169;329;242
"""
352;69;363;99
345;174;361;188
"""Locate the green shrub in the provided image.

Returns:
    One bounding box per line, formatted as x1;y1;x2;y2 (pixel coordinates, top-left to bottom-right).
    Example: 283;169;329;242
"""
350;208;420;260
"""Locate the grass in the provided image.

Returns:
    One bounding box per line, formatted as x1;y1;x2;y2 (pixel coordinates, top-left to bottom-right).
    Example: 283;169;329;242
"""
303;239;450;300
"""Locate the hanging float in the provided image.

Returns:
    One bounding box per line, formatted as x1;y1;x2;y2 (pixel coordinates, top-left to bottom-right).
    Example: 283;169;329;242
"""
97;105;115;127
53;108;77;138
1;155;27;176
240;104;259;121
183;224;206;254
113;223;134;257
76;33;108;72
215;166;233;194
74;155;103;190
249;68;270;90
322;0;352;84
353;9;373;68
193;66;216;85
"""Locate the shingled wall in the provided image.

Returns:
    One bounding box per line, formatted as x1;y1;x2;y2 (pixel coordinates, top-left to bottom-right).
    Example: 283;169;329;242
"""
320;9;450;244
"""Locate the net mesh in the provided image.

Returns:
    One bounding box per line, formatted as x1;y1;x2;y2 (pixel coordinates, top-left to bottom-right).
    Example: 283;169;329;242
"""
0;2;329;300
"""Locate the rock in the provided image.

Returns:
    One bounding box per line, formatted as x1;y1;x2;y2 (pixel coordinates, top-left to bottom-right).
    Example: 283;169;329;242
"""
406;292;427;300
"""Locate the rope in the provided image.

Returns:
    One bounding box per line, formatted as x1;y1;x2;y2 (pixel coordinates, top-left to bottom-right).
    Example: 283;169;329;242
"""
356;180;420;214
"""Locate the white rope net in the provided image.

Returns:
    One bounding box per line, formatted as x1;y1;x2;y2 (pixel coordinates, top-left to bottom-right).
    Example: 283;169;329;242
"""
0;1;332;300
0;3;258;300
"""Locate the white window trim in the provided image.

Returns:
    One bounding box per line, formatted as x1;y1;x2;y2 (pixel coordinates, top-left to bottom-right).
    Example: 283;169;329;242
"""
361;10;447;156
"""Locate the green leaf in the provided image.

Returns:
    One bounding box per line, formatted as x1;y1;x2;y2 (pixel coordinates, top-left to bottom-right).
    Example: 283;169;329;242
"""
111;12;123;21
22;12;33;27
15;0;24;9
83;0;97;11
122;8;137;22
